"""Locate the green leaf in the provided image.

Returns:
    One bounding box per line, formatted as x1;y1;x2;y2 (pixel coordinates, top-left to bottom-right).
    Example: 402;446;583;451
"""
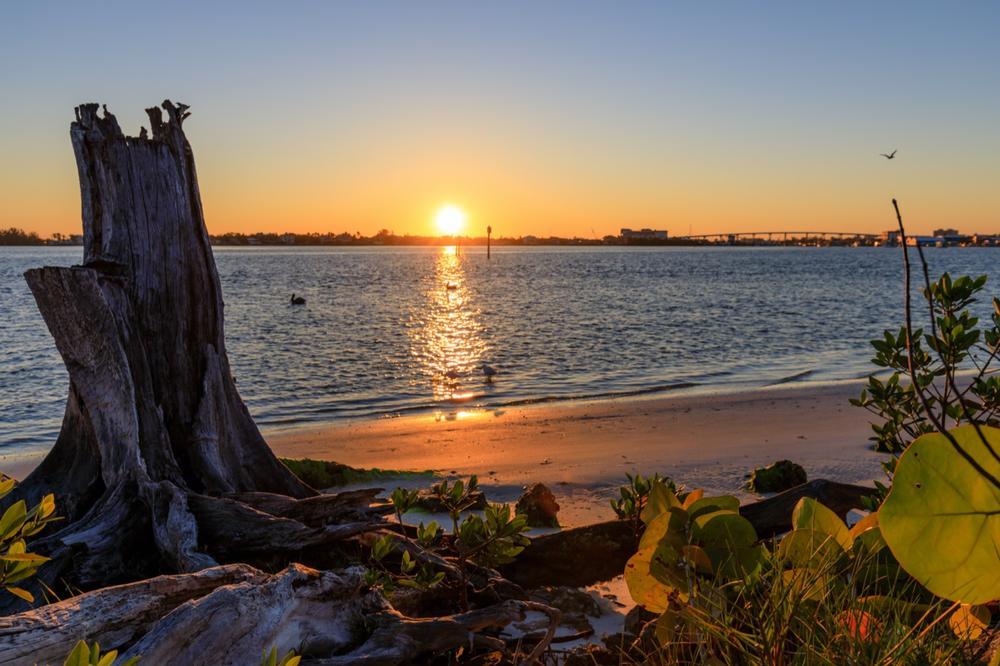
640;480;679;524
778;528;847;569
0;501;27;540
0;552;48;564
63;640;88;666
879;425;1000;604
685;495;740;520
625;544;686;611
791;497;852;551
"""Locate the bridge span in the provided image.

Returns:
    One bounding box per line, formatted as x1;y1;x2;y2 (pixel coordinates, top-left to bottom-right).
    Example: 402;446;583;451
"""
675;230;880;243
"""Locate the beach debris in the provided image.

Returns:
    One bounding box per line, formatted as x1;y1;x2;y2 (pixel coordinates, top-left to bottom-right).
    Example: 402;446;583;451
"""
516;483;561;527
531;586;602;619
746;459;808;493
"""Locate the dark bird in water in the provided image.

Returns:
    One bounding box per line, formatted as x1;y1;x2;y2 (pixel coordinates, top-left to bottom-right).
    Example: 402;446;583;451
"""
290;294;306;305
446;282;458;290
444;369;461;380
880;150;897;160
482;363;498;381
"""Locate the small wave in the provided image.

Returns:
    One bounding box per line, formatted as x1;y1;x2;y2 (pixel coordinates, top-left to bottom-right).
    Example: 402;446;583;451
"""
499;382;699;407
766;369;815;386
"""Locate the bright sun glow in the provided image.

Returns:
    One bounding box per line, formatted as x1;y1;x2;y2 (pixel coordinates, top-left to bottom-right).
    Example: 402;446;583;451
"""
434;204;467;236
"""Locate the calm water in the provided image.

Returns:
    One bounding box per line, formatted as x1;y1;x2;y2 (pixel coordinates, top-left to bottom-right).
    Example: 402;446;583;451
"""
3;245;1000;459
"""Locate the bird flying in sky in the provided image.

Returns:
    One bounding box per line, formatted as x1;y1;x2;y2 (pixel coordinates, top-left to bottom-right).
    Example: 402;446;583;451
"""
880;149;897;159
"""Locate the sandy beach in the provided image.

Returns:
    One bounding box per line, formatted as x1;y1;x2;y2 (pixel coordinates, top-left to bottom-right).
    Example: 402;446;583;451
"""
267;380;886;526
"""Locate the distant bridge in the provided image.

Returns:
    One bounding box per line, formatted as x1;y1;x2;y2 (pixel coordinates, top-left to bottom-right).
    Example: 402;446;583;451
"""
674;231;880;243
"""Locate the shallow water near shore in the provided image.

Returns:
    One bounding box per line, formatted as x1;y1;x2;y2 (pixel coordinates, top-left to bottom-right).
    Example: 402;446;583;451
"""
4;244;1000;460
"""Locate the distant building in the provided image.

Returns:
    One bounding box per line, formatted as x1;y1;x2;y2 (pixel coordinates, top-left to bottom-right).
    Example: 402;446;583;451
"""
620;228;669;243
933;228;960;238
879;230;901;246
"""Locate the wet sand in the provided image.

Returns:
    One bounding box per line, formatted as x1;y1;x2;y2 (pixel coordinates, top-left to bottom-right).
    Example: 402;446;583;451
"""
266;381;885;526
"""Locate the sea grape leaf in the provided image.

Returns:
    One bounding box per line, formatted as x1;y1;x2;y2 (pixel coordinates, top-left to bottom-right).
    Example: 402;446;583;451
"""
778;528;847;569
686;495;740;520
693;511;763;579
681;488;704;509
641;480;680;524
625;545;686;611
848;512;878;541
879;425;1000;604
681;544;714;575
792;497;852;551
639;507;688;551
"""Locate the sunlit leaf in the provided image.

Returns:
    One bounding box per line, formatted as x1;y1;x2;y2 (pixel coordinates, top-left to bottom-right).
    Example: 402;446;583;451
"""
778;528;847;569
685;495;740;520
879;425;1000;604
625;545;686;611
641;480;680;524
792;497;851;551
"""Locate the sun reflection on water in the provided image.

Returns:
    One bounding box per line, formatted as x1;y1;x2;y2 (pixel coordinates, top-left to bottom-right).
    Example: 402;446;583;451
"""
409;246;490;406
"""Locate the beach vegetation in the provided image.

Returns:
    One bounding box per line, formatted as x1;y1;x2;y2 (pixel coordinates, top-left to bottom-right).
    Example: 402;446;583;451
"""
279;457;433;489
62;640;139;666
852;273;1000;455
259;647;300;666
431;475;482;536
0;477;58;604
624;482;983;664
745;459;807;493
610;472;677;523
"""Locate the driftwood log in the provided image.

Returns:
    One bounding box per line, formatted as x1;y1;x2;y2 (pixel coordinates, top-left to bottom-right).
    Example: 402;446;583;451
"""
0;563;547;666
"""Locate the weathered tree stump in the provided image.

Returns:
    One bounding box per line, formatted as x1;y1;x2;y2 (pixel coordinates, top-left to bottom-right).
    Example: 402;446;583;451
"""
10;101;327;596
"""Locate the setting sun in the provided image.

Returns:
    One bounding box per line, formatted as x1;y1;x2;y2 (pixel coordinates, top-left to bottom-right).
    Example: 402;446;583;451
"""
434;204;467;236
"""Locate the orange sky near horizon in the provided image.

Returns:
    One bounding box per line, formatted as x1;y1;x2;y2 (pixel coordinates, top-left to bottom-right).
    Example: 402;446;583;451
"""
7;117;997;240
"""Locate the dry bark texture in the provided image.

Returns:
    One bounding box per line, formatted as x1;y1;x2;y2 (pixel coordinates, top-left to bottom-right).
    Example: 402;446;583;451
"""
10;101;316;597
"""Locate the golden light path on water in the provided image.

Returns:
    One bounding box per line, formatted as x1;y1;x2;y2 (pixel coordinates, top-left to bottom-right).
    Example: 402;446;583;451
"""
408;245;490;419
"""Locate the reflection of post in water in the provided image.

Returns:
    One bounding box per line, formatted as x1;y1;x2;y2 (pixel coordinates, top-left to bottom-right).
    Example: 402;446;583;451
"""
412;246;488;406
487;225;492;260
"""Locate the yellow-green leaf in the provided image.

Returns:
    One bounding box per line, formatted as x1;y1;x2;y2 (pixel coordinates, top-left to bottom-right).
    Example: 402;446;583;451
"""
0;552;48;564
792;497;851;551
625;544;686;611
879;425;1000;604
778;528;847;569
641;480;680;524
63;640;88;666
685;495;740;520
0;501;27;540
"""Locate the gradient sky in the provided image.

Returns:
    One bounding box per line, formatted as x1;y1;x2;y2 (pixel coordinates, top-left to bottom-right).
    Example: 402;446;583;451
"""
1;2;998;238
